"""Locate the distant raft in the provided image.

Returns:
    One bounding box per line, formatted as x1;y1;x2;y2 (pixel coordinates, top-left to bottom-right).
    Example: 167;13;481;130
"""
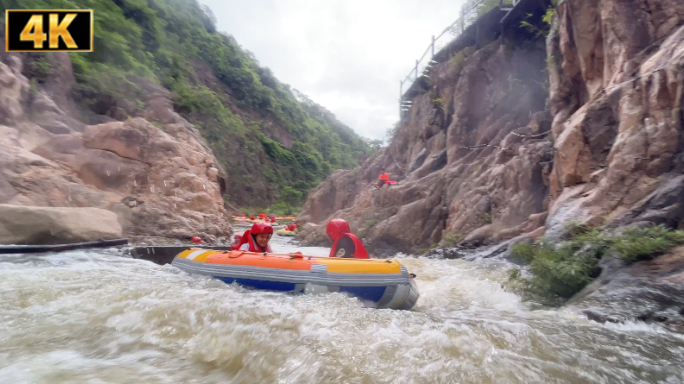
172;249;420;310
277;228;296;237
232;218;277;225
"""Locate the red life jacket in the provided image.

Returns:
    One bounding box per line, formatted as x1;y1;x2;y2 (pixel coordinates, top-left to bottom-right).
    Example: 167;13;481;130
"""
329;233;369;259
237;230;251;249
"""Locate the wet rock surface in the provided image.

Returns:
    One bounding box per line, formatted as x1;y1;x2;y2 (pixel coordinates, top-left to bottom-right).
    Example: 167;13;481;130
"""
545;1;684;236
570;246;684;333
0;204;122;245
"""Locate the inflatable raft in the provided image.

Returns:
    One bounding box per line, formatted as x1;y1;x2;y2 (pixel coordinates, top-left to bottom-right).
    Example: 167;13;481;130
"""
172;249;419;310
232;218;277;225
277;229;296;236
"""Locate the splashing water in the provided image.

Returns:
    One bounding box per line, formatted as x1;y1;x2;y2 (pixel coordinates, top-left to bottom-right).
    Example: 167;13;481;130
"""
1;236;683;383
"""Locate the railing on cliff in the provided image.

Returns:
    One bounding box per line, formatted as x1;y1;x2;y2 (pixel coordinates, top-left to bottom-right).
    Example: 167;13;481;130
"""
399;0;516;117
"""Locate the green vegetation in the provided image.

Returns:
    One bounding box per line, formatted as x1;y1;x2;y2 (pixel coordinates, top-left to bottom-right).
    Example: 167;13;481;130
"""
510;223;684;303
613;226;684;262
26;55;53;82
239;203;298;217
440;233;462;247
431;98;445;112
448;51;466;72
1;0;373;207
520;7;556;37
481;212;492;224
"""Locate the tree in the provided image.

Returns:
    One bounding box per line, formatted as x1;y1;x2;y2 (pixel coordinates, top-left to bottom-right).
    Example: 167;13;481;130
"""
368;139;384;150
281;186;303;206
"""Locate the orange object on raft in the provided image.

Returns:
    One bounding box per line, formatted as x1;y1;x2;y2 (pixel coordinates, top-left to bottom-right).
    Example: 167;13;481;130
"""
172;249;420;309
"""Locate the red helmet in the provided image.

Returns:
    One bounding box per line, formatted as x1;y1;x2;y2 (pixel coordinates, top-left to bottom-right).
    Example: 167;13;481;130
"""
326;219;350;241
251;222;273;235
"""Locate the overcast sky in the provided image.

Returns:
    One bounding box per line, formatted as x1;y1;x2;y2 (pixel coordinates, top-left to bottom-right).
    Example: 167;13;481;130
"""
200;0;466;141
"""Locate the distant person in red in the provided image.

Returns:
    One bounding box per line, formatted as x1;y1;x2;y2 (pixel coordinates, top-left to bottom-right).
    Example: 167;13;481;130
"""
241;213;246;218
259;212;266;219
230;234;242;250
326;219;369;259
250;215;255;220
240;222;273;252
271;215;277;223
377;169;389;188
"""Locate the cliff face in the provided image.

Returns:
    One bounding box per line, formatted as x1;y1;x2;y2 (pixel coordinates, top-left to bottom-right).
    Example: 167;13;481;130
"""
544;0;684;325
299;0;684;256
299;36;552;251
546;0;684;238
0;52;231;243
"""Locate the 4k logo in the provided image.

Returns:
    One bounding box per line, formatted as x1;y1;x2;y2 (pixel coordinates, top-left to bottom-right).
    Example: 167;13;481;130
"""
5;10;93;52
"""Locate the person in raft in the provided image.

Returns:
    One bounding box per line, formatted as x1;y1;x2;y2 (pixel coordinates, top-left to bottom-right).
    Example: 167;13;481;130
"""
377;169;389;188
230;234;242;250
239;222;273;253
326;219;369;259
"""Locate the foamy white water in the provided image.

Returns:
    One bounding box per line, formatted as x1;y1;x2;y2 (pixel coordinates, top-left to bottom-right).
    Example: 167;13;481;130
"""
1;236;683;383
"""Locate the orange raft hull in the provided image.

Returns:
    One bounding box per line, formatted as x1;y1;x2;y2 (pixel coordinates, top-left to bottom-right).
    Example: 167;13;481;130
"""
172;249;420;310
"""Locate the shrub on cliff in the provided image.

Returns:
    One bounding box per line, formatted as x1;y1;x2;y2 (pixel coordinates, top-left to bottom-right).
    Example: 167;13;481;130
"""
511;223;684;303
613;226;684;262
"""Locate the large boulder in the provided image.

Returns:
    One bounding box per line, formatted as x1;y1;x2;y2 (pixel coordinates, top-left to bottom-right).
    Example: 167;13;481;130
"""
0;204;122;245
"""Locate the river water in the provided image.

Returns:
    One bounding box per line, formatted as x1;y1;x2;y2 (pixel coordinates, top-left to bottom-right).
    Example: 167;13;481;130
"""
1;232;684;383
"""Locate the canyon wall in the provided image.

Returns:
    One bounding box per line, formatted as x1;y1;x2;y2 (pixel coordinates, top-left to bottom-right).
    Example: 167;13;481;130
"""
299;0;684;257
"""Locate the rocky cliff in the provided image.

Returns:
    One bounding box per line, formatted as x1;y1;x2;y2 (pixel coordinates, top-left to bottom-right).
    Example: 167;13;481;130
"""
546;0;684;328
299;18;552;252
299;0;684;256
546;0;684;237
0;51;231;244
298;0;684;325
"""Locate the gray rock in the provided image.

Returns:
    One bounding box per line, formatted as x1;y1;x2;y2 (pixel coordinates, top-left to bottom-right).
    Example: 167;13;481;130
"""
0;204;123;245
